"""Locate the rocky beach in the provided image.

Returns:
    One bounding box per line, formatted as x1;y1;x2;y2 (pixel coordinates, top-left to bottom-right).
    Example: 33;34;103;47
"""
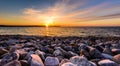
0;35;120;66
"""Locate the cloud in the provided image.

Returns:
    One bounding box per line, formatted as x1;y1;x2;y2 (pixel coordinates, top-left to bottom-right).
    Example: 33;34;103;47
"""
22;0;120;24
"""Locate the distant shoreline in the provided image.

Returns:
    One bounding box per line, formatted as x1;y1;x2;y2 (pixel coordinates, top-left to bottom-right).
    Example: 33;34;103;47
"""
0;25;120;28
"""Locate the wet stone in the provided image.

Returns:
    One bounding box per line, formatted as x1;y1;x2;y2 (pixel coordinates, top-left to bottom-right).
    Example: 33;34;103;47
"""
0;47;8;56
59;59;69;66
112;49;120;55
70;56;94;66
30;54;44;66
45;57;59;66
102;53;113;60
1;51;19;65
20;60;29;66
4;60;21;66
61;62;76;66
98;59;119;66
113;54;120;64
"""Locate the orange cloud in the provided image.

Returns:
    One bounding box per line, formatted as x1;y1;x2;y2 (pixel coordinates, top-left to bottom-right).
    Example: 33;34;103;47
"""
21;0;120;26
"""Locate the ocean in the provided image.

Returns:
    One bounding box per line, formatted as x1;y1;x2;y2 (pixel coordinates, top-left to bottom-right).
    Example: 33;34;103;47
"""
0;27;120;37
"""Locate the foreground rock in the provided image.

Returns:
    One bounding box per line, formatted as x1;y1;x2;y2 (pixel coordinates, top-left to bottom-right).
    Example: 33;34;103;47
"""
113;54;120;64
0;35;120;66
70;56;96;66
0;47;8;56
1;51;19;65
98;59;119;66
4;60;21;66
61;62;76;66
30;54;44;66
45;57;59;66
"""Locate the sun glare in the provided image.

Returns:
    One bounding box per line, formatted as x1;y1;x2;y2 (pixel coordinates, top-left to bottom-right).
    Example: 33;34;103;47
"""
44;17;55;27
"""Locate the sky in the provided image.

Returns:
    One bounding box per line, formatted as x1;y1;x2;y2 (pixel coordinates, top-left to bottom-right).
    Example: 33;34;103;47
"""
0;0;120;26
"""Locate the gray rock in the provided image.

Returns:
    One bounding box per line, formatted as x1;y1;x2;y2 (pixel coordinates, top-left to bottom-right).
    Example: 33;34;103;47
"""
70;56;94;66
16;49;28;60
89;47;103;59
103;46;113;55
64;46;73;51
45;57;59;66
53;50;62;56
7;39;16;45
20;60;29;66
59;59;69;66
68;51;78;56
0;47;8;56
112;49;120;55
80;49;91;59
98;59;119;66
35;50;45;61
89;61;97;66
102;53;113;60
30;54;44;66
25;51;34;60
1;51;19;65
61;62;76;66
113;54;120;64
4;60;21;66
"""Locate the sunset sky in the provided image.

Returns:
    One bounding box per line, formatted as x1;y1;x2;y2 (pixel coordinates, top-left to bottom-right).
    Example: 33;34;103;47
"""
0;0;120;26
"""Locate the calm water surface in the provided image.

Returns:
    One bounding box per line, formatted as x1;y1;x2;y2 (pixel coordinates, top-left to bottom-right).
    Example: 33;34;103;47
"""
0;27;120;37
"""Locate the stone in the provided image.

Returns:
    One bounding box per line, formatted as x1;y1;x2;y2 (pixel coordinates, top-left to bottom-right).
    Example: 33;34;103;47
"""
7;39;16;45
20;60;29;66
59;59;69;66
98;59;119;66
0;47;8;56
4;60;21;66
113;54;120;64
102;53;113;60
89;61;97;66
1;52;19;65
112;49;120;55
25;51;34;60
89;47;103;59
70;56;94;66
64;46;73;51
80;49;91;59
53;50;62;56
78;43;87;50
45;57;59;66
90;59;101;66
30;54;44;66
61;62;76;66
103;46;113;55
35;50;45;61
0;59;2;66
68;51;78;56
16;49;28;60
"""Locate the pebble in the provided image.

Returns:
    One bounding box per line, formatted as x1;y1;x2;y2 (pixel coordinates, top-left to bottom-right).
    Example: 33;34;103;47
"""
1;51;19;65
20;60;29;66
113;54;120;64
0;36;120;66
70;56;94;66
59;59;69;66
0;47;8;56
102;53;113;60
45;57;59;66
53;50;62;56
112;49;120;55
98;59;119;66
61;62;76;66
30;54;44;66
4;60;21;66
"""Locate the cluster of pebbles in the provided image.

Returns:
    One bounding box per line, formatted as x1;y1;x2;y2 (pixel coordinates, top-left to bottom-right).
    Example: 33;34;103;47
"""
0;35;120;66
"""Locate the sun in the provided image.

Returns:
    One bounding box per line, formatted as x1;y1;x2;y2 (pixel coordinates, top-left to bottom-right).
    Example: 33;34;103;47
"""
44;17;55;27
